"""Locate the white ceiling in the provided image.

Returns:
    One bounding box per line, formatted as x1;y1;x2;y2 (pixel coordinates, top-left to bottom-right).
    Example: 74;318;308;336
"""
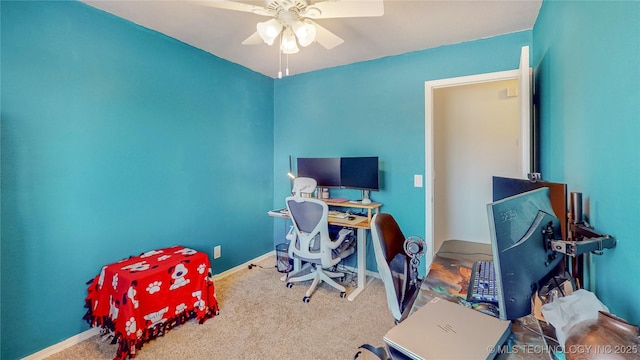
81;0;542;78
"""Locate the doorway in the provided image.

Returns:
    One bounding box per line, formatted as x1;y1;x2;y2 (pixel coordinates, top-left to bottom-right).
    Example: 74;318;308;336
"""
432;79;521;250
424;47;532;266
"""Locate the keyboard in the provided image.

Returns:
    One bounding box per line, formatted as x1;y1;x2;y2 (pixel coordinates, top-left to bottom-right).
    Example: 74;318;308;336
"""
467;260;499;304
328;210;348;219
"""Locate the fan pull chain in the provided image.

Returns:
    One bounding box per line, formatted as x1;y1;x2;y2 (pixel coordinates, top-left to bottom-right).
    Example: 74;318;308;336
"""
277;30;292;78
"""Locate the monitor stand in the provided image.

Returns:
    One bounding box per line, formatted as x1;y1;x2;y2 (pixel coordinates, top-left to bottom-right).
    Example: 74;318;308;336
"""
361;190;372;205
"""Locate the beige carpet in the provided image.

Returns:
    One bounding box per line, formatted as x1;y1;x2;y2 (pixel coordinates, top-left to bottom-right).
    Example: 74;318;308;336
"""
46;255;394;359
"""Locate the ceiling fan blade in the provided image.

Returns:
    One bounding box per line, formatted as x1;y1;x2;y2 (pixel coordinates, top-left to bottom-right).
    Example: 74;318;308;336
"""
303;0;384;19
191;0;273;16
310;20;344;49
241;31;264;45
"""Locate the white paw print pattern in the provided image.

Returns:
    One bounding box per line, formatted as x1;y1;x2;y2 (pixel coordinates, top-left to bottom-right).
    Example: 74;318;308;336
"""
143;306;169;327
197;263;206;274
174;248;197;256
125;317;137;335
98;266;107;289
127;286;139;309
112;273;119;290
175;303;187;314
146;281;162;294
192;290;205;311
140;249;163;258
109;295;119;320
157;255;171;261
121;261;150;272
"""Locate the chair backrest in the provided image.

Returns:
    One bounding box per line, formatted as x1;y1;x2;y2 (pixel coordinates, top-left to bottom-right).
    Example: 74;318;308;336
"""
291;176;317;197
286;196;335;268
371;213;420;323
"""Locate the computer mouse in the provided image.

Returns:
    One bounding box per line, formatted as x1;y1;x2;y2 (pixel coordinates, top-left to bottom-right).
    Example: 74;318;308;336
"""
348;216;356;220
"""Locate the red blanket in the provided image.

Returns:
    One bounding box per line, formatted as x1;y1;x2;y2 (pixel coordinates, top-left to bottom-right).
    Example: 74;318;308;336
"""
84;246;219;359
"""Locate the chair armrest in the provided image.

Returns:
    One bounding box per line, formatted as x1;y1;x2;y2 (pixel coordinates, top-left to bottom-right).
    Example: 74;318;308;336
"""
327;228;353;249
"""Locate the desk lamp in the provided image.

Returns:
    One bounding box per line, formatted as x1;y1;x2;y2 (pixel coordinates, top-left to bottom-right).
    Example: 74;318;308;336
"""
287;155;296;189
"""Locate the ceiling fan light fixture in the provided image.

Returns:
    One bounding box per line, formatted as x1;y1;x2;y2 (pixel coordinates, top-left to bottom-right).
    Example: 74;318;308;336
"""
293;20;316;47
280;27;299;54
257;18;283;45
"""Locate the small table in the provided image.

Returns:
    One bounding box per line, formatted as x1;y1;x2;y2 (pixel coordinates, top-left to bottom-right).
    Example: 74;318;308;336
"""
84;246;219;360
411;240;558;359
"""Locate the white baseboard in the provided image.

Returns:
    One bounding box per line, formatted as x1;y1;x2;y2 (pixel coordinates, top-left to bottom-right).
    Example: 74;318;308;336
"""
21;327;101;360
21;251;276;359
212;251;276;281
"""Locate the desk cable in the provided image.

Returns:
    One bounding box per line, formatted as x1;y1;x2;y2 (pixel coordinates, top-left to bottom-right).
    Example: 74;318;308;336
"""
335;264;359;288
535;316;554;360
517;318;559;346
247;263;269;270
529;297;556;360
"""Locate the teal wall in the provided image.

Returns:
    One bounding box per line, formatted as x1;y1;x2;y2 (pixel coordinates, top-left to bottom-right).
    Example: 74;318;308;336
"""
533;0;640;323
273;31;532;271
3;0;639;358
1;1;274;358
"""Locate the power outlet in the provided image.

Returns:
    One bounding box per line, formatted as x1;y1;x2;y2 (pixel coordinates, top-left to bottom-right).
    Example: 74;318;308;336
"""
213;245;221;259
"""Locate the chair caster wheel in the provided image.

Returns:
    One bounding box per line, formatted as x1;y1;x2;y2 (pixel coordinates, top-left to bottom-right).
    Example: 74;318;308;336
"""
340;292;347;298
286;282;293;288
303;296;310;303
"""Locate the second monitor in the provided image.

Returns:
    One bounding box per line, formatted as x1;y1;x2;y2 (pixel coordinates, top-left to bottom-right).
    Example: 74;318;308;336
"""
340;156;379;191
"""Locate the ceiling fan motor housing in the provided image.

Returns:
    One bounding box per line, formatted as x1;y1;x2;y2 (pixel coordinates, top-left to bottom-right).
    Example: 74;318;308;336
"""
266;0;323;20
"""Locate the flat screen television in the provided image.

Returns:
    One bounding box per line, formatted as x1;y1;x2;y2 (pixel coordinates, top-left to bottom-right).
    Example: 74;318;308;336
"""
340;156;379;191
296;157;341;188
487;188;564;320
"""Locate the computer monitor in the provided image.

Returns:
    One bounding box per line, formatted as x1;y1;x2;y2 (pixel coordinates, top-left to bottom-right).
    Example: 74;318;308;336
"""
296;157;341;188
340;156;379;191
492;176;568;240
487;188;564;320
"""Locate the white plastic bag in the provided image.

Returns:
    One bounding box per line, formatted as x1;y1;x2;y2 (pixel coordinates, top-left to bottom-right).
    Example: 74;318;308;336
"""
541;289;609;348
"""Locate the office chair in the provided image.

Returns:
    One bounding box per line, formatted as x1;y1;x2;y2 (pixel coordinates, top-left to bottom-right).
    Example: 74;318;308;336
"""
355;214;425;360
285;177;355;303
370;213;424;324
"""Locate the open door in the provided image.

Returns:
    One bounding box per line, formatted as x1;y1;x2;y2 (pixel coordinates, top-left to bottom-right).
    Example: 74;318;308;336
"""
424;46;533;264
519;46;533;177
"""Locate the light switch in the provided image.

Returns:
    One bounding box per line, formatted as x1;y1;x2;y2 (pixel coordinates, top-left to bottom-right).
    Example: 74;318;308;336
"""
414;175;423;188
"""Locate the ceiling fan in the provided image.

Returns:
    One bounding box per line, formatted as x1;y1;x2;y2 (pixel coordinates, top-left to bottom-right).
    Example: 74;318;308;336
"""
196;0;384;55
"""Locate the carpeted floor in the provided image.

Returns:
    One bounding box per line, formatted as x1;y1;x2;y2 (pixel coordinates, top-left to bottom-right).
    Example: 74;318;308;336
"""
45;255;394;359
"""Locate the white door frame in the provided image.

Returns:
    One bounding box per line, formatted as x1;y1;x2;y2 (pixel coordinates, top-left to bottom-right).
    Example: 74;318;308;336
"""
424;67;531;267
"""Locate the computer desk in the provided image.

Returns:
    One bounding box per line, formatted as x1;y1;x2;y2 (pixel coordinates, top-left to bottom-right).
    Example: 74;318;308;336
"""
268;199;382;301
406;240;558;359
